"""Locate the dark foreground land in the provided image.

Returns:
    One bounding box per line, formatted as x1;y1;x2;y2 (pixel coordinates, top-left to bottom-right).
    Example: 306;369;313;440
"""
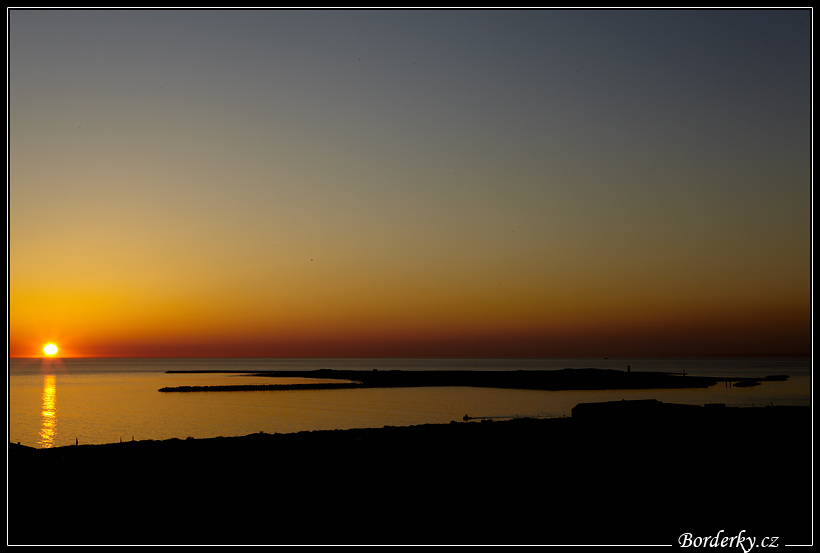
8;401;811;546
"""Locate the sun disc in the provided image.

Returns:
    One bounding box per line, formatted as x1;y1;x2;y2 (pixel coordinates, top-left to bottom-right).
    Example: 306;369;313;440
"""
44;344;58;356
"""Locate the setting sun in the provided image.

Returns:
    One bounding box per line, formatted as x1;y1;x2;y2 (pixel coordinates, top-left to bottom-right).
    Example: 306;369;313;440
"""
43;343;58;356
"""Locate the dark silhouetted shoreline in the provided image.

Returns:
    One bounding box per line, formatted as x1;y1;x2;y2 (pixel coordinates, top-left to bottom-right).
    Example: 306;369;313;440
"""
8;400;810;546
158;367;768;392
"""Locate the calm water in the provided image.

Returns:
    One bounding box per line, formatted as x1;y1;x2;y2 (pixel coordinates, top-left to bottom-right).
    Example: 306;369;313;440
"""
8;357;811;448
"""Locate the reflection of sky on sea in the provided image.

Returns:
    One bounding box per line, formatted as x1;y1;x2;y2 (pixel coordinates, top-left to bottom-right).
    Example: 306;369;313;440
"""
9;358;810;448
38;375;57;448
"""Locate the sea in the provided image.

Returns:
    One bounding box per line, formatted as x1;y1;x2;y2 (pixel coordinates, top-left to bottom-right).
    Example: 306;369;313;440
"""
7;357;811;449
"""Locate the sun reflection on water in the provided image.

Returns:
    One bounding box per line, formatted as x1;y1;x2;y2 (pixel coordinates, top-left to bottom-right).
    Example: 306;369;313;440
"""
38;374;57;448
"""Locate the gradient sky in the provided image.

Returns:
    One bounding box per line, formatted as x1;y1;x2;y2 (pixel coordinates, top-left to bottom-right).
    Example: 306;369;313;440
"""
9;9;812;358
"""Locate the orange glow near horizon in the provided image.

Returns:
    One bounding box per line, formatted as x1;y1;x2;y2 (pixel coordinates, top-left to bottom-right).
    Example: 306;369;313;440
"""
8;254;811;359
8;297;811;359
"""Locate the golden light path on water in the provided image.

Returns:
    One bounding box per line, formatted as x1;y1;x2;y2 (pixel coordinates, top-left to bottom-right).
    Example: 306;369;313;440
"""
39;374;57;448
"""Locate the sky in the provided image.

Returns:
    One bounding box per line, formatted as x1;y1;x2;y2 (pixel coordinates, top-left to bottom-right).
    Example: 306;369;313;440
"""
8;9;812;358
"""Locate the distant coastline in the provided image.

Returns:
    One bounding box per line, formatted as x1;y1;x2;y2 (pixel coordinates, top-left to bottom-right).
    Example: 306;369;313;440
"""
158;367;787;392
